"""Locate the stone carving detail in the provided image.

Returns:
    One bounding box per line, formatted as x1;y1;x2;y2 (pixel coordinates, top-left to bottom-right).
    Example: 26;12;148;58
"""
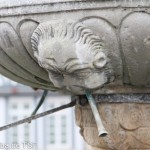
31;21;114;93
1;5;150;95
1;2;150;150
80;17;122;82
19;19;39;61
0;21;56;90
2;13;150;93
120;12;150;86
75;103;150;150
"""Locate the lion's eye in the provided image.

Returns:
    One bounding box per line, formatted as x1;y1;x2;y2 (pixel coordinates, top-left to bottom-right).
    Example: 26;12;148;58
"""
39;60;49;69
73;69;92;79
50;71;64;79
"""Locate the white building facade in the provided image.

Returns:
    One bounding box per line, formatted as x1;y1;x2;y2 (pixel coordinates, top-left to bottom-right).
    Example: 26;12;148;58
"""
0;76;85;150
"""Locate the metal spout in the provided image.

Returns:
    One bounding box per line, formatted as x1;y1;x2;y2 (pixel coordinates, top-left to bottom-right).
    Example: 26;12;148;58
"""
85;91;108;137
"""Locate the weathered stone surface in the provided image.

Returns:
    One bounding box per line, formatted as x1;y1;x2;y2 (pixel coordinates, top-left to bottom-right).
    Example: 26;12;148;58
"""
1;1;150;150
0;0;150;93
75;103;150;150
0;21;56;90
120;12;150;86
19;19;39;61
31;21;114;94
81;18;122;81
77;94;150;103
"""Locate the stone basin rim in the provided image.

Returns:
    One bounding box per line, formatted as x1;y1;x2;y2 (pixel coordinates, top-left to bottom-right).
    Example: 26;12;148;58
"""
0;0;149;8
0;0;150;17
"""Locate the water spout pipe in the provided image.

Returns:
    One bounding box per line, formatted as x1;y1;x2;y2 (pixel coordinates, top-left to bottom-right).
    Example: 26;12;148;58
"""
85;91;108;137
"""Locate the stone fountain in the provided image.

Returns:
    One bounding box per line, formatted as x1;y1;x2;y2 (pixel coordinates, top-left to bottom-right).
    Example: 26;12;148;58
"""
1;0;150;149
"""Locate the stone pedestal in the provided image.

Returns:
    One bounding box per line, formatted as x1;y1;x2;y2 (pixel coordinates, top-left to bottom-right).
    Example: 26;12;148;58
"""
86;145;104;150
87;145;105;150
75;103;150;150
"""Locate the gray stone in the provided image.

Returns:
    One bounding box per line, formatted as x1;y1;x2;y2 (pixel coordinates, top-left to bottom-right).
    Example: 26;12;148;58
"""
0;0;150;94
31;21;114;94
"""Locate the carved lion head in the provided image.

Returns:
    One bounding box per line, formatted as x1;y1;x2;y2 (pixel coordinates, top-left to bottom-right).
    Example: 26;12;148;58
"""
31;21;114;93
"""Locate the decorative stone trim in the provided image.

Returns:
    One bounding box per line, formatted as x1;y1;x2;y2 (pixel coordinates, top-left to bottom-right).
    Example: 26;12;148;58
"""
76;94;150;104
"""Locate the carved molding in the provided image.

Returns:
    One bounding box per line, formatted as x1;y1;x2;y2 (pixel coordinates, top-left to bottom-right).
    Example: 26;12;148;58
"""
0;1;150;17
77;94;150;103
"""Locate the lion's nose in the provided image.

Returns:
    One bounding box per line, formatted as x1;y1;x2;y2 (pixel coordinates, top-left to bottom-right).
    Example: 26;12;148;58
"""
56;62;66;71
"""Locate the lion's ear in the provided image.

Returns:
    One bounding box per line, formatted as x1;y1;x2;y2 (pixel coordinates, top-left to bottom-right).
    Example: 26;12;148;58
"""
33;51;39;60
93;52;107;68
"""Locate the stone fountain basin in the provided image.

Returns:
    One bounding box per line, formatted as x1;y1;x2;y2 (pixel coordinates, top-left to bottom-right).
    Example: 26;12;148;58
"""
0;0;150;94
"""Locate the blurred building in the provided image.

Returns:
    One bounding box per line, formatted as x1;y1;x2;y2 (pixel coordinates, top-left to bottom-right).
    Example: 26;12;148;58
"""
0;76;85;150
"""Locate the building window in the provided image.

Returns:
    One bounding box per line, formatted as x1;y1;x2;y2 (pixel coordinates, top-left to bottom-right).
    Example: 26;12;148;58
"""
24;104;29;109
24;124;30;142
7;97;36;145
11;116;18;143
49;116;55;144
12;104;17;109
61;116;67;144
12;127;18;143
